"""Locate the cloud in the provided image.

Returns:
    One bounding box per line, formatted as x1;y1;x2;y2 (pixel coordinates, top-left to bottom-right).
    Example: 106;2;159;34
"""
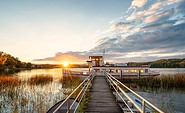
33;52;89;64
131;0;148;8
141;21;175;31
149;2;163;10
113;22;133;30
90;0;185;62
144;9;174;24
33;50;106;64
34;0;185;63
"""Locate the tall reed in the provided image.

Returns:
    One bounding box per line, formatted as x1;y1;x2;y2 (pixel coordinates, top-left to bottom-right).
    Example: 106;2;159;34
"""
120;74;185;89
0;74;64;113
0;75;21;90
28;74;53;85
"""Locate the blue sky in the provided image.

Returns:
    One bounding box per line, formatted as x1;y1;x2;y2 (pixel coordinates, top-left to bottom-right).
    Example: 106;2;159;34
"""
0;0;131;63
1;0;185;64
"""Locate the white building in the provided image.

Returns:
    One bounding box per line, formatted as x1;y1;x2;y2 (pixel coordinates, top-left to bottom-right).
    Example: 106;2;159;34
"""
87;56;160;78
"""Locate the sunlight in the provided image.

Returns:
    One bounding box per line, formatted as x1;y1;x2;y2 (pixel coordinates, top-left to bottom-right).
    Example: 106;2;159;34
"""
62;62;69;67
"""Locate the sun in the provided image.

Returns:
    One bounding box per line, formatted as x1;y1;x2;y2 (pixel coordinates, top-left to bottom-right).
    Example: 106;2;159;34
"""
62;62;69;67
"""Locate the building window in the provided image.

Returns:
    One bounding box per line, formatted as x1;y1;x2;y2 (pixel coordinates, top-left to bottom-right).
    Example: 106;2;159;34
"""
145;69;148;73
131;69;137;73
124;69;129;72
140;69;144;73
95;69;100;72
116;69;121;73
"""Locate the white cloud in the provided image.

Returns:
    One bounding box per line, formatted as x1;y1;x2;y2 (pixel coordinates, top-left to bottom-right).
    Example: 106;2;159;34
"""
92;0;185;62
35;0;185;63
144;9;174;24
131;0;148;8
149;2;163;10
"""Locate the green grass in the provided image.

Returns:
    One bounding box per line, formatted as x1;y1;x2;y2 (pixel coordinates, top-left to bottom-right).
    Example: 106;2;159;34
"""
77;91;90;113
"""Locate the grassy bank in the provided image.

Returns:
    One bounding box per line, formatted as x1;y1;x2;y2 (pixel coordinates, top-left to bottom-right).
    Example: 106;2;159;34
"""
119;74;185;89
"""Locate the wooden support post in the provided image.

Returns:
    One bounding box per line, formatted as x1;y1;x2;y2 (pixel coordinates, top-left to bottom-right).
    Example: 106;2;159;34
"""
138;70;141;79
142;100;145;113
67;99;70;113
120;70;123;79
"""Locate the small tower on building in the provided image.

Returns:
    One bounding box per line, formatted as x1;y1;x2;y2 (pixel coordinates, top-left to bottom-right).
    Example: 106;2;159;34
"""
86;56;104;72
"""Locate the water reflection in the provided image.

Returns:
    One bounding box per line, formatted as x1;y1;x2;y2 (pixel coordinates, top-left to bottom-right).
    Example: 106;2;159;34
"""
14;68;63;80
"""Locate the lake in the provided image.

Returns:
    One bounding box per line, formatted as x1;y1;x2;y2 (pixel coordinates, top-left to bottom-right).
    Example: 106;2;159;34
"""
1;68;185;112
150;68;185;75
140;68;185;113
14;68;185;78
0;68;79;113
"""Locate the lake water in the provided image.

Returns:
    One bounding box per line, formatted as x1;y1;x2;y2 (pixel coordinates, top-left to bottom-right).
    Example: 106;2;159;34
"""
14;68;64;80
140;68;185;113
150;68;185;75
0;68;76;113
15;68;185;78
1;68;185;112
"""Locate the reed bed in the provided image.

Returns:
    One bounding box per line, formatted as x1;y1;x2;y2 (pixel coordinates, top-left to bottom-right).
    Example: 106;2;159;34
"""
0;74;77;113
28;74;53;85
120;74;185;89
0;75;21;90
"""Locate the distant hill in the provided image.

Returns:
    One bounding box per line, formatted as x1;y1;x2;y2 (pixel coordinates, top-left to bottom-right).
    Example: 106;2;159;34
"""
127;58;185;68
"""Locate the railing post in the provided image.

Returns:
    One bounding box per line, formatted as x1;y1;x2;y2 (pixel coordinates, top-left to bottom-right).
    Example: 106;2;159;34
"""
67;99;70;113
116;84;118;101
142;100;145;113
120;70;123;79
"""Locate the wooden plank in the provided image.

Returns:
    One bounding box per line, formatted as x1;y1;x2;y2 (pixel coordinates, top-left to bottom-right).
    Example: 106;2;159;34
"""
86;75;122;113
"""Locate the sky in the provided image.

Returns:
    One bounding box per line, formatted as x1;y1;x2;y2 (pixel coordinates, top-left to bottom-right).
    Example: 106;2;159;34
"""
1;0;185;64
0;0;131;63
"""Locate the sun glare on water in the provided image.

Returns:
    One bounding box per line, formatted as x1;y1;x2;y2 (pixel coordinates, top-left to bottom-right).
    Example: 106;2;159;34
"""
62;62;69;67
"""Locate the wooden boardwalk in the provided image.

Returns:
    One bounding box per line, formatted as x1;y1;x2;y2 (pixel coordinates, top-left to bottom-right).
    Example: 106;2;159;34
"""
86;75;122;113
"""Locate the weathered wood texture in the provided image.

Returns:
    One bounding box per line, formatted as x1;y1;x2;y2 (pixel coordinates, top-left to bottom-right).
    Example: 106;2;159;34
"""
86;75;122;113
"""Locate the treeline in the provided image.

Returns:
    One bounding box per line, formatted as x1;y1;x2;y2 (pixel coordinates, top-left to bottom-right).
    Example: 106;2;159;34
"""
68;64;88;68
127;58;185;68
0;51;25;70
0;51;88;73
0;52;61;72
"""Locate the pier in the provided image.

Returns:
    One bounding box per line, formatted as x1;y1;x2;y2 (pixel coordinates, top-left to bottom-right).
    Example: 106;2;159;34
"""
48;56;164;113
86;75;122;113
49;72;164;113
